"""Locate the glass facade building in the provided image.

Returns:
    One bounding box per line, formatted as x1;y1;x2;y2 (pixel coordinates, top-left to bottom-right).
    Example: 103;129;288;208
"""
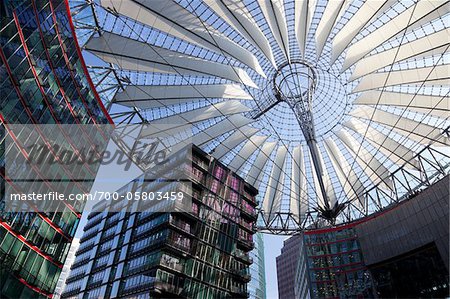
302;227;376;299
62;145;258;299
248;232;266;299
0;0;112;298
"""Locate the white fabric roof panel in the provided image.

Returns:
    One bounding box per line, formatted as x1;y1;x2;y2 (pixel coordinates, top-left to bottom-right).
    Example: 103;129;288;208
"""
114;84;252;109
342;1;450;71
100;0;265;77
355;90;449;112
406;106;450;118
294;0;316;56
192;114;255;146
290;145;308;219
335;129;394;191
308;150;326;209
353;64;450;92
140;100;251;138
262;144;288;218
228;135;269;172
205;0;276;68
86;32;258;88
212;126;260;159
331;0;395;64
343;118;420;170
258;0;290;60
324;138;366;210
351;28;450;80
245;141;277;188
320;149;338;208
315;0;350;57
351;106;450;145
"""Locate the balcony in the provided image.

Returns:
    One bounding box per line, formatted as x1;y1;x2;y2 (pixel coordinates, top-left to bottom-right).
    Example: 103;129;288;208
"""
77;241;95;254
65;272;85;284
230;268;251;283
240;220;258;233
160;260;184;273
80;229;98;243
237;238;255;251
84;214;103;230
100;227;117;241
86;279;102;289
169;218;192;234
104;213;121;228
153;281;183;296
167;239;191;254
192;155;208;171
233;250;253;264
189;169;205;185
240;206;257;220
62;287;82;298
230;286;249;298
120;280;155;296
72;256;91;269
243;192;257;206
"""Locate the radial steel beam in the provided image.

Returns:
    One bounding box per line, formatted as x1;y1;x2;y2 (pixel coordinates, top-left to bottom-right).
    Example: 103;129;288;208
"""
273;60;330;209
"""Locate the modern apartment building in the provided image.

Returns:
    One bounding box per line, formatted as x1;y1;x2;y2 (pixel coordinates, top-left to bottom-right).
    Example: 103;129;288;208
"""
0;0;112;298
62;145;258;299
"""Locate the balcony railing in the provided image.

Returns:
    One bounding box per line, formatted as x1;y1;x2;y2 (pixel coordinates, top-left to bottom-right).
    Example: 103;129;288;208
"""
169;217;191;233
120;280;155;296
154;281;183;296
160;260;184;273
233;250;253;264
230;286;249;298
192;156;208;170
230;268;251;282
167;239;190;253
72;256;91;268
104;213;121;228
80;229;98;242
241;206;257;220
237;238;255;250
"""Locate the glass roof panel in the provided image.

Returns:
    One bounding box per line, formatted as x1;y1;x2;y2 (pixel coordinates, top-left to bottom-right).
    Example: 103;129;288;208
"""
71;0;450;233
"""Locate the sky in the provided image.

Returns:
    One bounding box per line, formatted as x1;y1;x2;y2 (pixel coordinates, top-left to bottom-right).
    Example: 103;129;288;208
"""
264;234;286;299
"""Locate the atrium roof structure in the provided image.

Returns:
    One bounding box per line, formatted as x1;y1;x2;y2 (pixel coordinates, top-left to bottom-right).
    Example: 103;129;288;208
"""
70;0;450;233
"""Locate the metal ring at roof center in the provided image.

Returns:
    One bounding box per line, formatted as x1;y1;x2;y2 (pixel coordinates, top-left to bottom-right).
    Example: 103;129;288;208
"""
273;60;317;104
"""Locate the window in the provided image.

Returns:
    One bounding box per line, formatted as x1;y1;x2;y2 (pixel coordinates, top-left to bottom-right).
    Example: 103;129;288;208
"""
213;165;226;181
210;179;221;194
230;176;240;191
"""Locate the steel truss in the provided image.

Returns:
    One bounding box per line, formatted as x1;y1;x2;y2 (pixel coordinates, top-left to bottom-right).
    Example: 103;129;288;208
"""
258;142;450;234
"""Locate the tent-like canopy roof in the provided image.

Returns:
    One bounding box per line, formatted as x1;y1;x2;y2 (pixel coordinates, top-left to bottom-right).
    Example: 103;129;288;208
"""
71;0;450;233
